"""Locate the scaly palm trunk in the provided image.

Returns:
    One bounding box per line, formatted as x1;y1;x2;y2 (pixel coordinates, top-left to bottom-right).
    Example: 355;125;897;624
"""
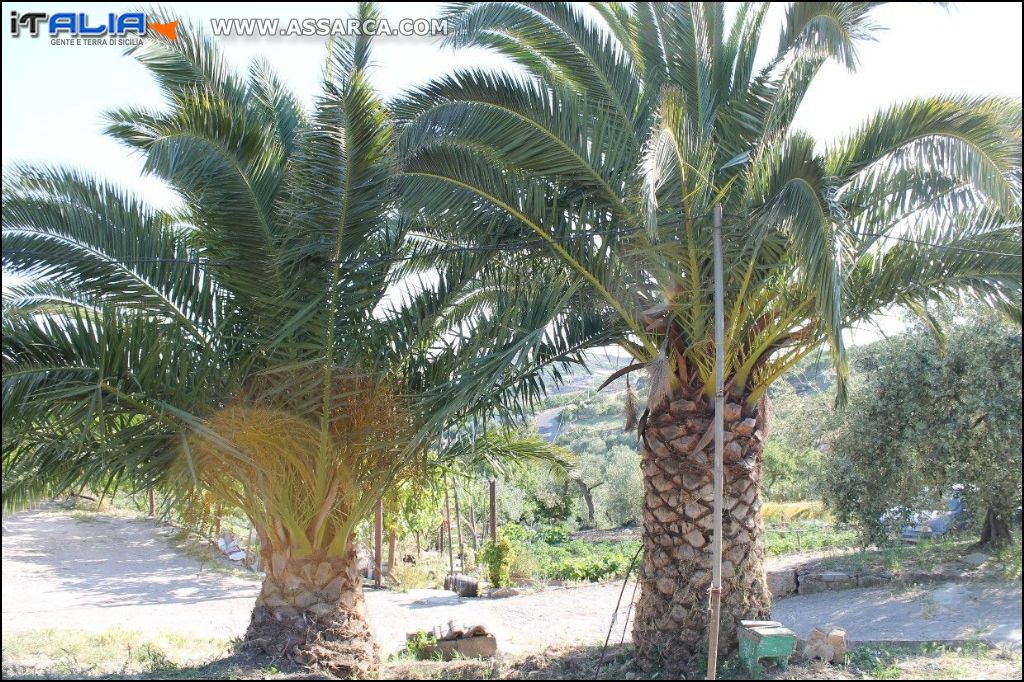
633;392;771;675
246;542;378;677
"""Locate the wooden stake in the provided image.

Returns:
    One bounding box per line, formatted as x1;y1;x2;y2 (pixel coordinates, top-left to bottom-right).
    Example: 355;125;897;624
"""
444;473;455;576
374;498;383;587
452;474;465;571
707;203;725;680
489;479;497;543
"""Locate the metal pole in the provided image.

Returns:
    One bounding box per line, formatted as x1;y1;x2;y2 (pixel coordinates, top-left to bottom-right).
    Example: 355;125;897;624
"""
374;498;384;587
706;203;725;680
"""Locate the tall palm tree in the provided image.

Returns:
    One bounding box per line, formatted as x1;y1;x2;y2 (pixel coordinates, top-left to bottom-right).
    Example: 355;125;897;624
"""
2;4;602;676
397;2;1022;672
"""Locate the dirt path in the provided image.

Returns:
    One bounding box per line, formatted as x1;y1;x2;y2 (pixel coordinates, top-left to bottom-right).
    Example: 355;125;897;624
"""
774;581;1022;647
1;510;257;639
3;510;1020;657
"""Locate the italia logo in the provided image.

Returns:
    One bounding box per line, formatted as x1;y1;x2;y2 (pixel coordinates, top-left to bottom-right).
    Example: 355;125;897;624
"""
9;11;178;40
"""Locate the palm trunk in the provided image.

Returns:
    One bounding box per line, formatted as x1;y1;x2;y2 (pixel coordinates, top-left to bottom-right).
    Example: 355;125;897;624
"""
246;542;378;677
633;393;771;675
979;508;1011;548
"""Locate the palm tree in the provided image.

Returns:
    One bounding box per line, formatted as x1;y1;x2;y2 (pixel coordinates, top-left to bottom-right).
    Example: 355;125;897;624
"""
397;2;1022;672
2;4;600;676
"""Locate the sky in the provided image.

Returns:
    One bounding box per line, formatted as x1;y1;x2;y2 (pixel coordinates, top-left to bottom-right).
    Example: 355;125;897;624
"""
2;1;1022;343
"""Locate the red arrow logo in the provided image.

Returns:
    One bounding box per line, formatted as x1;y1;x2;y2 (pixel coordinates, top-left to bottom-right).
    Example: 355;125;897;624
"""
148;20;178;40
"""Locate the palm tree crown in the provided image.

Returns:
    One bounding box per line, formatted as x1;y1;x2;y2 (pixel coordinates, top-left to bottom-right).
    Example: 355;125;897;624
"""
2;4;588;536
398;1;1022;404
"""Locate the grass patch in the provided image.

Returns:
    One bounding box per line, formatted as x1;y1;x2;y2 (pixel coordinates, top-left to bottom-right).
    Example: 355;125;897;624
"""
1;628;232;679
843;642;1021;680
816;534;982;576
4;637;1020;680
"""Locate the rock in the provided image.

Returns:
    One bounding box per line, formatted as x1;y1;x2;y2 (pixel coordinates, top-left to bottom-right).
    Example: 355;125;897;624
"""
416;634;498;661
798;571;856;595
898;569;951;585
767;569;797;599
488;587;519;598
827;628;847;661
802;637;833;663
856;571;893;588
856;573;887;587
802;626;845;664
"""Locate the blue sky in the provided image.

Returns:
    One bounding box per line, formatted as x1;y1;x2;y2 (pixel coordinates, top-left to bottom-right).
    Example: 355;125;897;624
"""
2;2;1022;341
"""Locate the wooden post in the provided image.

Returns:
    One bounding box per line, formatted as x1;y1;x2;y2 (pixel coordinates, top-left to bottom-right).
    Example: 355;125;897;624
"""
453;475;465;571
467;480;479;551
707;203;725;680
374;498;384;587
444;473;455;576
489;479;497;543
148;489;155;517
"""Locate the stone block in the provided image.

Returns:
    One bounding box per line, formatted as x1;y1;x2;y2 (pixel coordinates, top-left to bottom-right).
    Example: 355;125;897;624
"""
767;569;797;599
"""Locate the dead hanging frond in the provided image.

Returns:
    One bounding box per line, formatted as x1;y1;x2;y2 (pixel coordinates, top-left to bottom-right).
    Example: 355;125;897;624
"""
758;393;773;438
645;346;671;412
623;374;639;432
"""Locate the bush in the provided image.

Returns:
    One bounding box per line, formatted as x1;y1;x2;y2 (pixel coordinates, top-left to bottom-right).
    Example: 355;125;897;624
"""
390;563;438;591
509;546;540;583
479;534;514;587
532;538;640;582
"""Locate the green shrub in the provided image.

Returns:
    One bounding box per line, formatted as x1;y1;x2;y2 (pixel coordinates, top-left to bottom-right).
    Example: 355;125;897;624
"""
479;534;514;587
509;546;540;583
532;539;641;582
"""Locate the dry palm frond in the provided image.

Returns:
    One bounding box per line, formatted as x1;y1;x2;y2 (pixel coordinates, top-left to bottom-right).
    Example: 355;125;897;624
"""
623;374;639;432
645;347;671;412
173;368;414;559
758;393;774;438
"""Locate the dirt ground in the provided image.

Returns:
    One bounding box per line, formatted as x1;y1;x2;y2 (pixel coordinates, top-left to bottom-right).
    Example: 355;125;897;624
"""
2;509;1021;661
